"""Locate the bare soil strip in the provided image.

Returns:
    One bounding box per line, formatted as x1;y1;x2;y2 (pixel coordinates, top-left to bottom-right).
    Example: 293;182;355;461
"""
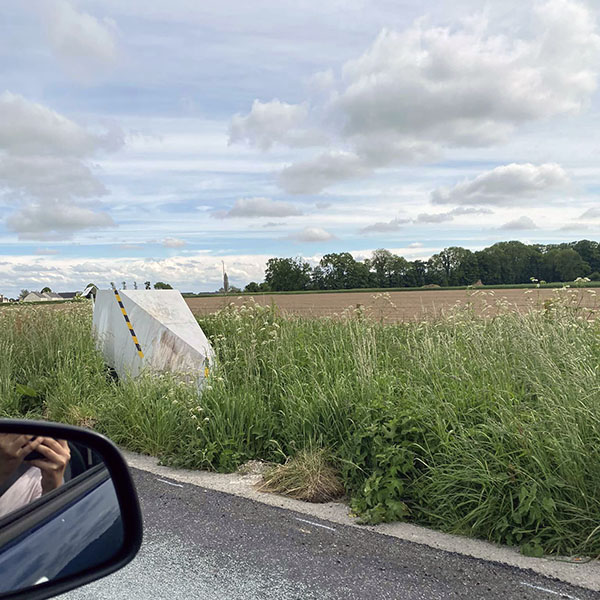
186;288;598;322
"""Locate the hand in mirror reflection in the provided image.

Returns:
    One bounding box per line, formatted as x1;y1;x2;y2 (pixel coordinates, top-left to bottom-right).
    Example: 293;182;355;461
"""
25;438;71;494
0;435;71;518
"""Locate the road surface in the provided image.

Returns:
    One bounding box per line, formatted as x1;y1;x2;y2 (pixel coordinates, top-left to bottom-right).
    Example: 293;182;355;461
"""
61;468;595;599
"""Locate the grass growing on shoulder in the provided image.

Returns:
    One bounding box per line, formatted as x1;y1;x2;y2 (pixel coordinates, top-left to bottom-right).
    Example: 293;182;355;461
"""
0;303;199;458
257;448;345;503
3;292;600;557
188;293;600;557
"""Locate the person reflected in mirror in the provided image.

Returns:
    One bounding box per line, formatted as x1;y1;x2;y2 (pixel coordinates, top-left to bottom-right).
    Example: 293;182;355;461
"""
0;435;71;518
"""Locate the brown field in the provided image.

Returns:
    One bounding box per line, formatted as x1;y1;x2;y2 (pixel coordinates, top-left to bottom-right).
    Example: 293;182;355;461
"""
185;287;600;322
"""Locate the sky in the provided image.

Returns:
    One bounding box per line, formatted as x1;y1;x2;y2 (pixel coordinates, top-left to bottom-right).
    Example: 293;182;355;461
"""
0;0;599;297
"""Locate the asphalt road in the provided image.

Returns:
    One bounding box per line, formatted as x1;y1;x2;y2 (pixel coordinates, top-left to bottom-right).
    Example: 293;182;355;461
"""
61;468;596;600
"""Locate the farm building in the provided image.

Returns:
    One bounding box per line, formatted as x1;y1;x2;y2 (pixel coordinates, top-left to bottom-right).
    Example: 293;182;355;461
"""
23;292;59;302
22;291;80;302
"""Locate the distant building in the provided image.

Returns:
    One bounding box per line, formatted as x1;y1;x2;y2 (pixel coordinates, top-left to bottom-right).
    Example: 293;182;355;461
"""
22;291;82;303
0;294;10;303
23;292;47;302
24;292;61;302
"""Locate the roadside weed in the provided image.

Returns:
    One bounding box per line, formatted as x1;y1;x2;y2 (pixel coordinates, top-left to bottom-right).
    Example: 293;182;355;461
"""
2;291;600;556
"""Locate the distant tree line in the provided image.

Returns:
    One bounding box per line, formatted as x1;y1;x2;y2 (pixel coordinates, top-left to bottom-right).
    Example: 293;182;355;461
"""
244;240;600;292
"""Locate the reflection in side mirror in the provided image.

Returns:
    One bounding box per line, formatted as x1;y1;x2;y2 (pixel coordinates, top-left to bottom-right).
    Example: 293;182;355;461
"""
0;434;102;520
0;421;143;600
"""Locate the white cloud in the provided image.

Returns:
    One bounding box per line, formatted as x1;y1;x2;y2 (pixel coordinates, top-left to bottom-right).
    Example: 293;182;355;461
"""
415;212;453;224
279;151;371;194
360;217;409;233
162;237;186;248
231;0;600;192
35;248;59;255
408;242;423;248
216;196;302;218
351;135;440;167
362;206;492;231
580;207;600;219
0;92;115;156
6;201;115;240
290;227;335;242
40;0;118;80
337;1;598;145
416;206;494;222
0;253;271;297
229;99;325;151
431;163;571;206
559;222;589;231
0;93;121;239
450;206;494;216
0;156;107;201
499;215;538;230
308;69;335;94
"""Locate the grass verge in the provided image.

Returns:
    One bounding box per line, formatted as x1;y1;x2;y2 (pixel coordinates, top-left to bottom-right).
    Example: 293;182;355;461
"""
1;289;600;558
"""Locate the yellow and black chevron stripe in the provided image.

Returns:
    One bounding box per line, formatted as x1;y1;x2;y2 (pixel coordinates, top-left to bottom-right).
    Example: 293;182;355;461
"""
112;288;144;359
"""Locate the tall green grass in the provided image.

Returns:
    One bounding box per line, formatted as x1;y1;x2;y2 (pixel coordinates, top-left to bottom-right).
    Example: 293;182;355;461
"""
1;291;600;557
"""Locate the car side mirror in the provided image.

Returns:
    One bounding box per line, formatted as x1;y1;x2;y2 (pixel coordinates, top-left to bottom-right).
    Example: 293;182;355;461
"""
0;419;143;600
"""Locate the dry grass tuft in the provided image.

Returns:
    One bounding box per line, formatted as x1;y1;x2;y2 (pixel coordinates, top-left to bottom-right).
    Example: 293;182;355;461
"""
256;448;345;503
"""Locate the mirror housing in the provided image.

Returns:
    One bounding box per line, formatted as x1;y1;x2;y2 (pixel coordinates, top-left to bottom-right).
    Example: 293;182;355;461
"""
0;419;143;600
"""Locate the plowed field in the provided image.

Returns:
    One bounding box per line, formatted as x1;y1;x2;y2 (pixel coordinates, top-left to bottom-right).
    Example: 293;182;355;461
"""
185;287;599;322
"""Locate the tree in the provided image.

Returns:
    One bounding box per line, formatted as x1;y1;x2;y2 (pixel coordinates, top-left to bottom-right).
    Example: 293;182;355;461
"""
571;240;600;273
552;248;590;281
310;265;326;290
388;255;410;287
265;257;311;291
367;249;393;287
144;281;151;290
19;289;29;300
478;241;540;284
41;286;52;293
405;260;426;287
133;281;138;290
244;281;261;292
154;282;173;289
121;281;127;290
319;252;370;289
428;247;478;286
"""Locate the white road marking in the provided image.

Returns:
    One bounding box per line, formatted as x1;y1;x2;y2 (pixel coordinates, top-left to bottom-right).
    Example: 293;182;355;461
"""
520;581;581;600
295;517;335;531
157;478;184;488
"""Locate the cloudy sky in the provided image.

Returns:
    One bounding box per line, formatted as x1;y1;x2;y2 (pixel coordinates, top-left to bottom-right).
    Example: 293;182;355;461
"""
0;0;599;296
